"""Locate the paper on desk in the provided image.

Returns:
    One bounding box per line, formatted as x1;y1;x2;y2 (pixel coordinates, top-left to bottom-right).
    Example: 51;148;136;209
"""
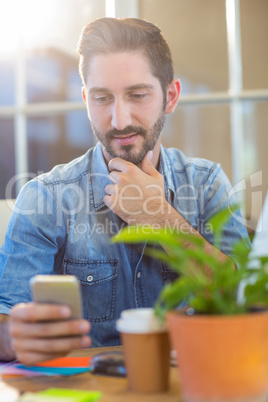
17;357;91;376
0;361;48;379
20;388;102;402
1;357;91;378
36;357;91;368
1;365;45;377
16;366;91;375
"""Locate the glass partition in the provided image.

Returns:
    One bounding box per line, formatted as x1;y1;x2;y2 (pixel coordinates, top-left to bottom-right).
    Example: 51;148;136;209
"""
0;119;16;199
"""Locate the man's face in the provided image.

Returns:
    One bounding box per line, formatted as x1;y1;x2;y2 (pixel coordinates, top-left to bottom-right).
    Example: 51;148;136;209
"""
83;52;166;165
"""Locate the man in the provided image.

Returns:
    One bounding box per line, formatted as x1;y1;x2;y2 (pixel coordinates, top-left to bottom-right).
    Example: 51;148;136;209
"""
0;18;249;364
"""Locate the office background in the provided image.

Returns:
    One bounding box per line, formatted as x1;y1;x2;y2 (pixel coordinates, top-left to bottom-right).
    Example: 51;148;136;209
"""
0;0;267;232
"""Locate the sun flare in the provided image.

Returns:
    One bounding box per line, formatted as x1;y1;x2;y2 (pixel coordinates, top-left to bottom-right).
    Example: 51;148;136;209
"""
0;0;59;55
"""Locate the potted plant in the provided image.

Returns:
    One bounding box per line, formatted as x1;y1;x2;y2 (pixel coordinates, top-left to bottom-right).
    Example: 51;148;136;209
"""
112;207;268;401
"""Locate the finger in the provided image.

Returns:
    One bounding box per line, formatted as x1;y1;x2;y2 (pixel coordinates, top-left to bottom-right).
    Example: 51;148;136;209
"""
16;351;65;365
14;335;91;365
108;157;134;173
10;303;71;322
10;319;90;339
103;194;115;210
105;184;116;196
141;150;158;176
109;171;121;184
13;334;91;354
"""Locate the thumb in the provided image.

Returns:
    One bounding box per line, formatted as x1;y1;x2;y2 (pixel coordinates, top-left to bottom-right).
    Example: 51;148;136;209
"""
141;150;157;176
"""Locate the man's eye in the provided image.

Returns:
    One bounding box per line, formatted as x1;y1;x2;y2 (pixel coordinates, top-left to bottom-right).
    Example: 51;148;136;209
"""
94;96;110;104
130;93;147;100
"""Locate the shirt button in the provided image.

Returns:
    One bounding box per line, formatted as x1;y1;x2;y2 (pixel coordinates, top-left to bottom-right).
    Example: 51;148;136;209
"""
137;272;141;279
87;275;94;282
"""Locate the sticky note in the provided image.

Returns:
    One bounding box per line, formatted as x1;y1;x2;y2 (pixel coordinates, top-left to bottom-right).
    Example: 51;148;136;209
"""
16;356;92;376
16;365;90;376
21;392;66;402
1;357;92;379
21;388;102;402
37;357;91;368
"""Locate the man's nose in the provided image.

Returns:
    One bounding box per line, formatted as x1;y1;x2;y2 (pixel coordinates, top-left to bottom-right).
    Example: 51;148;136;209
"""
111;100;132;130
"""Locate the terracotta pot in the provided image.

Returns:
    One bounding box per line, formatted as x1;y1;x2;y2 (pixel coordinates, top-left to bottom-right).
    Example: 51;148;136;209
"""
167;310;268;401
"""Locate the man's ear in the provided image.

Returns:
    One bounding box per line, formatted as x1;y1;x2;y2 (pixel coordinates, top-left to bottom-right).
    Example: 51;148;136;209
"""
82;87;87;103
165;79;181;114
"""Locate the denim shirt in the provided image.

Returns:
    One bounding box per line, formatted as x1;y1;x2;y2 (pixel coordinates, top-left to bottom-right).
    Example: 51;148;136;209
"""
0;143;249;347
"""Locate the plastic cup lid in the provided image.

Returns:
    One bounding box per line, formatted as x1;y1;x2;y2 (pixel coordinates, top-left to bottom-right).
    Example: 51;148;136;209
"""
116;308;167;334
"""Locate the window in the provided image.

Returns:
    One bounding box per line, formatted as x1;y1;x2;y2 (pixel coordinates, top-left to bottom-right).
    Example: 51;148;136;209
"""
139;0;268;231
0;0;267;232
0;0;104;196
0;119;15;199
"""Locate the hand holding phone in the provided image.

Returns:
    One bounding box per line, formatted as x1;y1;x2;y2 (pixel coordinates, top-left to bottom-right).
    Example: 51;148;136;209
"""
30;275;83;319
9;275;90;365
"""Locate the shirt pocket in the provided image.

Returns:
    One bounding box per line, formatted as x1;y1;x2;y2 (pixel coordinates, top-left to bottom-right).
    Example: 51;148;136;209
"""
158;261;179;284
63;258;118;322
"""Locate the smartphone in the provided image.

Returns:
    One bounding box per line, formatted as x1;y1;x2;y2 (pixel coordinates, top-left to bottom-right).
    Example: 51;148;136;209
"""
30;275;82;319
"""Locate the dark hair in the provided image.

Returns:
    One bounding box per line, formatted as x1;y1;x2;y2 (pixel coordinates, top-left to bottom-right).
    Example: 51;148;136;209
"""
77;17;174;97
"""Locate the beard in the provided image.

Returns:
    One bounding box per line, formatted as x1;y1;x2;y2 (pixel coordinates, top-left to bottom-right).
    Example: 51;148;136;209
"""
91;111;166;165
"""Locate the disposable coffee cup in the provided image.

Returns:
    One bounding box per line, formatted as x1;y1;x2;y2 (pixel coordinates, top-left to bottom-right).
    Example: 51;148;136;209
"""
116;308;170;393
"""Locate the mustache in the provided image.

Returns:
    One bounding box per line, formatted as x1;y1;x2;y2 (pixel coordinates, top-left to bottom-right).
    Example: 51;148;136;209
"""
105;126;147;139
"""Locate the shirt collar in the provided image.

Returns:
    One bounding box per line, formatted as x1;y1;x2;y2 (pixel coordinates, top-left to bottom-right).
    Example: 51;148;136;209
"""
159;145;175;200
89;142;111;212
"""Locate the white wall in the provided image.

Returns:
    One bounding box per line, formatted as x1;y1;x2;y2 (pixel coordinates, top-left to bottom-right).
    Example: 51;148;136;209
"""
0;200;14;246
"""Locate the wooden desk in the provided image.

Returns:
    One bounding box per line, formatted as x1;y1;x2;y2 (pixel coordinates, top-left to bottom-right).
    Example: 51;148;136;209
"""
5;346;182;401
